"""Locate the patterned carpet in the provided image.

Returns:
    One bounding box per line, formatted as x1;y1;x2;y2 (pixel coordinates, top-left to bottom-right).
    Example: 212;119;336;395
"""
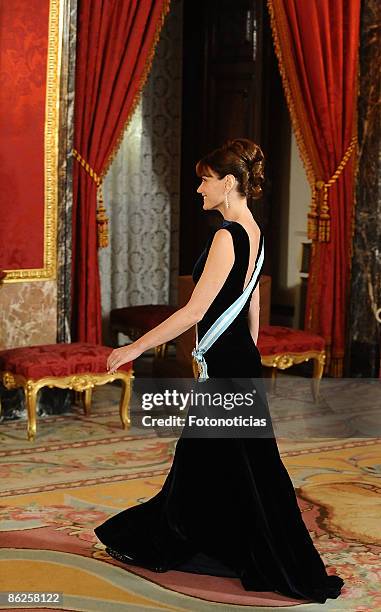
0;380;380;611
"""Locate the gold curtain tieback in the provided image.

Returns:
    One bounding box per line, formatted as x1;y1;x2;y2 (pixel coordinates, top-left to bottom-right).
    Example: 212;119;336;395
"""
72;148;109;248
308;136;357;243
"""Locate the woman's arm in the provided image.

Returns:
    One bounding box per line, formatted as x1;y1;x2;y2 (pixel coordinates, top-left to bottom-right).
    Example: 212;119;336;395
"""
107;229;235;372
248;283;260;345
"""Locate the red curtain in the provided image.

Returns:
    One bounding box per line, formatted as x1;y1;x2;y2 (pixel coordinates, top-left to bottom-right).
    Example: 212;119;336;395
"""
267;0;360;376
72;0;170;343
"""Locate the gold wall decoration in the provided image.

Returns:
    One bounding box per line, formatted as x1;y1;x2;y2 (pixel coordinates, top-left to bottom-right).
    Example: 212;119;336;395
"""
4;0;63;283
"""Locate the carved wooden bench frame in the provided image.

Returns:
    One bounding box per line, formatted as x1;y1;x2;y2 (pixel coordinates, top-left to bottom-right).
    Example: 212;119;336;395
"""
261;350;326;402
1;369;134;441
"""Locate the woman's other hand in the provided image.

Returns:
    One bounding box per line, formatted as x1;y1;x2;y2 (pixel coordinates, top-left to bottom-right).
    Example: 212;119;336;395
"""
107;343;142;373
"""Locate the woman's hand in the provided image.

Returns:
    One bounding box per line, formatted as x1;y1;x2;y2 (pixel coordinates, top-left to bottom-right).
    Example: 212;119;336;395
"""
107;343;142;374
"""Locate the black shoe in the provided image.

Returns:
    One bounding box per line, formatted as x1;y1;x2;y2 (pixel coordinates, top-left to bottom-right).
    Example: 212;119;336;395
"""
105;547;167;573
105;547;136;564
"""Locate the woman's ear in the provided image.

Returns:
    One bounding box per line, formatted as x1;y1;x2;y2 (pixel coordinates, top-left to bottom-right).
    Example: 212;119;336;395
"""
225;174;236;192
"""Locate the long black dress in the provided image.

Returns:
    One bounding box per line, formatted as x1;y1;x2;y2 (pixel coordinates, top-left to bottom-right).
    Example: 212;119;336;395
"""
94;220;344;603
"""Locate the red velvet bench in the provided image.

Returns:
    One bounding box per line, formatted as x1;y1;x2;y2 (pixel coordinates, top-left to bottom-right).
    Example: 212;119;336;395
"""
0;343;133;441
257;325;326;401
110;304;177;356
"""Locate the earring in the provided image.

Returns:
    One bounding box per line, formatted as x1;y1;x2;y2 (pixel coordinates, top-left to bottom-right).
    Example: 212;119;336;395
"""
225;192;229;209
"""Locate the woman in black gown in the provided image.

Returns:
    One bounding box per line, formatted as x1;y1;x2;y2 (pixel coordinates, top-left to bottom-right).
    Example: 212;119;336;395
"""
95;139;344;603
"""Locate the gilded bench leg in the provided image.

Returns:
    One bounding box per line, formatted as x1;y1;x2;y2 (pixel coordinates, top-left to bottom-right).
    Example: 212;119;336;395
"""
311;353;326;403
118;374;132;429
82;387;93;416
271;367;277;394
25;381;38;441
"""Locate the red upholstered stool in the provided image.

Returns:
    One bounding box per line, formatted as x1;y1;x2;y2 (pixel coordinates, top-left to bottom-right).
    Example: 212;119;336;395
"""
0;343;133;441
110;304;177;357
257;325;326;402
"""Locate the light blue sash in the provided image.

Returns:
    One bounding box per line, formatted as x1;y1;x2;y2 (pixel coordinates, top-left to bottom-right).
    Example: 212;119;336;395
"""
192;236;264;381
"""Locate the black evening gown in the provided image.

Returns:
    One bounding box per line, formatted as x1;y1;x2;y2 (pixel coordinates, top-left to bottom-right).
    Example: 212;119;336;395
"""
94;220;344;603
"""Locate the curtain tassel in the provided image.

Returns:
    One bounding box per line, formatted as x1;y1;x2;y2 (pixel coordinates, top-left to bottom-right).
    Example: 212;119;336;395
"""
96;186;109;248
308;136;357;244
72;148;109;248
307;185;319;241
308;180;330;242
316;180;330;243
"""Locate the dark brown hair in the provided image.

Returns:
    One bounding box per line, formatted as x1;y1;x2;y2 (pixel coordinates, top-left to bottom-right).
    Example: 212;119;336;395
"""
196;138;265;200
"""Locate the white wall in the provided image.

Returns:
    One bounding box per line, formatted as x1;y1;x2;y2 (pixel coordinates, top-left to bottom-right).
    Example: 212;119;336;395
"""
278;131;311;325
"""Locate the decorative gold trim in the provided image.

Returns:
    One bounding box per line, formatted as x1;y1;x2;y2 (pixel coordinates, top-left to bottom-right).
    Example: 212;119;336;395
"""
261;350;325;370
3;0;63;283
1;369;134;441
100;0;171;180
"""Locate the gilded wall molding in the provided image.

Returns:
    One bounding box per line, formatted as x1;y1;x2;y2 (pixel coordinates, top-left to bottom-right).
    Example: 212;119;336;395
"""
4;0;63;283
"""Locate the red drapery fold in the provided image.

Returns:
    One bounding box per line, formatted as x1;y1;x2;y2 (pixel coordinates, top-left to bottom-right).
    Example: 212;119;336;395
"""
71;0;170;343
267;0;360;376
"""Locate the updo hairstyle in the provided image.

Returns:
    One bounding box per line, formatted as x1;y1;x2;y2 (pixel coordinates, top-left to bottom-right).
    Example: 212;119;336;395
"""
196;138;265;200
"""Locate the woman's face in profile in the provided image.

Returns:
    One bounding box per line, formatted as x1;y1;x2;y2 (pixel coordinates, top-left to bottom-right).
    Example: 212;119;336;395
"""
196;168;225;210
